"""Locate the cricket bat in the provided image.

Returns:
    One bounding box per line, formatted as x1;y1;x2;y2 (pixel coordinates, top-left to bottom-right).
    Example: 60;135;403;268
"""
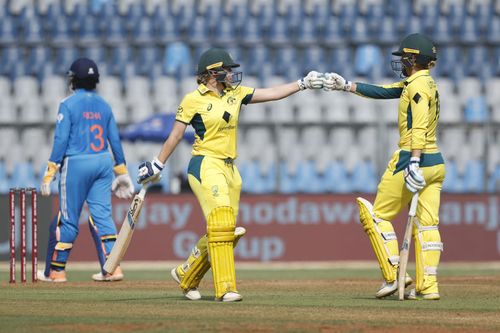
103;185;148;274
398;192;419;301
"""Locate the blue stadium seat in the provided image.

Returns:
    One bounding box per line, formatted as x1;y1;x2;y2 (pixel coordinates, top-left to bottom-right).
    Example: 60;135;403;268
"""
213;16;237;45
278;162;299;194
488;165;500;192
135;46;157;77
464;97;488;123
0;162;9;194
21;14;44;44
0;15;18;44
0;47;21;77
202;4;223;30
162;42;192;77
328;47;353;79
354;45;383;78
463;160;485;193
338;4;358;36
366;4;384;37
82;45;106;64
108;45;132;76
376;17;398;44
240;161;277;194
49;16;72;46
310;0;330;31
240;15;264;46
460;16;480;44
351;16;370;44
53;47;79;75
323;161;352;193
10;162;37;189
351;161;378;193
226;1;247;31
102;16;127;45
256;2;276;31
123;2;147;33
295;16;317;46
175;4;196;31
436;46;460;78
296;161;325;193
132;16;155;45
267;15;290;46
244;46;269;77
420;3;440;35
448;3;466;36
76;15;100;45
25;46;50;78
273;47;297;77
472;2;492;37
153;9;180;44
486;15;500;44
321;16;344;46
464;46;488;77
431;15;452;44
492;47;500;76
442;160;463;193
301;46;326;73
188;16;210;45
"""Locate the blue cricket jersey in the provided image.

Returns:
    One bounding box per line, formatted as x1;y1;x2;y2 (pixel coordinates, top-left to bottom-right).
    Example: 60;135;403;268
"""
49;89;125;165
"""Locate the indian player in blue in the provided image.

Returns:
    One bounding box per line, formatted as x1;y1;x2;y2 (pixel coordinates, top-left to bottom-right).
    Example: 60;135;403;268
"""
37;58;134;282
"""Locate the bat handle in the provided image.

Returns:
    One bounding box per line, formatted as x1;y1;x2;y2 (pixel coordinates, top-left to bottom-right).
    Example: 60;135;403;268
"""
408;192;419;217
137;187;147;200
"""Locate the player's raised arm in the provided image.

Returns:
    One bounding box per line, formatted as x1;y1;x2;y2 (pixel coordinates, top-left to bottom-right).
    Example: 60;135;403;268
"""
249;71;325;103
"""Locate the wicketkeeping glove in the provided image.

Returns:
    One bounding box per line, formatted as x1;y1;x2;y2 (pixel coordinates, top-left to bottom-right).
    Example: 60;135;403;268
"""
404;157;426;193
137;157;164;184
112;164;134;199
41;161;60;196
297;71;325;90
323;73;352;91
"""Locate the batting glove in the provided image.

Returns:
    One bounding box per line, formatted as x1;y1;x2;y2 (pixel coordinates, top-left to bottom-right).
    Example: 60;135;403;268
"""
298;71;324;90
112;174;134;199
41;161;60;196
137;157;164;184
323;73;352;91
404;157;426;193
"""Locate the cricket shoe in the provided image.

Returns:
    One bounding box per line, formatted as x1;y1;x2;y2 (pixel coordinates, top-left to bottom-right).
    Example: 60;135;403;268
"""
405;289;440;300
37;270;67;283
171;267;202;300
375;274;413;299
92;266;124;282
215;292;243;302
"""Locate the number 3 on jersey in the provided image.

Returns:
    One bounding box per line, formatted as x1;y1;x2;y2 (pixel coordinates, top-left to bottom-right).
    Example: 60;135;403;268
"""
90;124;105;152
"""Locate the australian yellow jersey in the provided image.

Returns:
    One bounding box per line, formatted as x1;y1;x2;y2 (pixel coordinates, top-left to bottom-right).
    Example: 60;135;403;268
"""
175;84;254;159
355;70;440;153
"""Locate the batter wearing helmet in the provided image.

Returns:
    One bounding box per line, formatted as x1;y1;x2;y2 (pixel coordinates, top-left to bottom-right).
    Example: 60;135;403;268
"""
324;34;444;300
138;48;325;302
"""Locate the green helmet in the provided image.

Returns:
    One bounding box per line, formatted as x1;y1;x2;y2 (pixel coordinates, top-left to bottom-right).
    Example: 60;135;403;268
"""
197;48;240;75
392;33;437;65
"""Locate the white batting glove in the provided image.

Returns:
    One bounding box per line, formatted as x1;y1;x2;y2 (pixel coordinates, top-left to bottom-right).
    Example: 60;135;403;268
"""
297;71;324;90
404;157;426;193
112;174;135;199
137;157;163;184
323;73;352;91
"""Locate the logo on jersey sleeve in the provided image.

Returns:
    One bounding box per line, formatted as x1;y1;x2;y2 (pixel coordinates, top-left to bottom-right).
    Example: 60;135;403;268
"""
57;113;64;123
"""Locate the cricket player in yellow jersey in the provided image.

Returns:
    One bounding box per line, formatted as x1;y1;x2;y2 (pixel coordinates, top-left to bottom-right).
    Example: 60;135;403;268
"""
324;33;444;300
137;48;325;302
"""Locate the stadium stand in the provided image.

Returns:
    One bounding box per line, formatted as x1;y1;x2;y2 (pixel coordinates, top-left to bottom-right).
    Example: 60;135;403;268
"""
0;0;498;193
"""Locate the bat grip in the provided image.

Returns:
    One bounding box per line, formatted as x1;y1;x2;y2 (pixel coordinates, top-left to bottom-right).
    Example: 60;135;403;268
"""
408;193;419;217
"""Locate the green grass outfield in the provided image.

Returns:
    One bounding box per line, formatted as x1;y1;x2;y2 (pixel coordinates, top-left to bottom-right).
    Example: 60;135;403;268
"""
1;262;499;333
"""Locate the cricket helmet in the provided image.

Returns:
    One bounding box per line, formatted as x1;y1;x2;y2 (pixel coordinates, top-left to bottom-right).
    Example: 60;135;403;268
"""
392;33;437;65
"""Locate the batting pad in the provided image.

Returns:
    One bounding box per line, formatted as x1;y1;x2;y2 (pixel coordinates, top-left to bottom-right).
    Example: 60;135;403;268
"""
179;235;210;291
357;197;399;282
413;221;443;295
178;227;247;291
207;206;237;298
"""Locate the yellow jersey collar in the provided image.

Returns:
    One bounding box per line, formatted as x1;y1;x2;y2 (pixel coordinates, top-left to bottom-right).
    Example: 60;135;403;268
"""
405;69;430;83
197;83;234;97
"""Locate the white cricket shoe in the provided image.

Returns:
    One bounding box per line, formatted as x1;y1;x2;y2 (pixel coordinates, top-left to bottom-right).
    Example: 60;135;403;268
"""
405;289;440;300
37;270;67;283
375;275;413;299
215;292;243;302
92;266;124;282
170;267;202;300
